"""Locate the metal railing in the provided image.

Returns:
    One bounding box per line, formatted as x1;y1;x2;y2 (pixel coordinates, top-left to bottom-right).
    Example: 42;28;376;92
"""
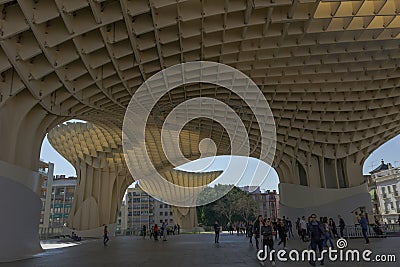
381;223;400;233
39;223;400;240
337;224;400;238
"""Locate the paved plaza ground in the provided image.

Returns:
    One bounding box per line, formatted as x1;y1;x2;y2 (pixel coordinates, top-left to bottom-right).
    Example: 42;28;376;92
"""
2;233;399;267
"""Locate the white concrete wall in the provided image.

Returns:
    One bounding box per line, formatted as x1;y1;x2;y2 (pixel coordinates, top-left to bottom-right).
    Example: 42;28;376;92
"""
172;207;197;232
0;160;41;195
0;160;43;262
279;182;373;225
0;176;42;262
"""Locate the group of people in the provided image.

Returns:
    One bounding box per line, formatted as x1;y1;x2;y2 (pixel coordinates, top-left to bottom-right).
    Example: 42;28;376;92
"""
148;221;181;241
251;216;294;250
212;213;374;266
226;221;247;235
225;217;294;241
70;232;82;242
296;215;346;244
252;213;379;266
102;222;181;246
249;214;347;266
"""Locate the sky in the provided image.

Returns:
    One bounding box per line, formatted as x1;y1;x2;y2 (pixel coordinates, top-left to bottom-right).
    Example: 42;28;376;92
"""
40;120;400;191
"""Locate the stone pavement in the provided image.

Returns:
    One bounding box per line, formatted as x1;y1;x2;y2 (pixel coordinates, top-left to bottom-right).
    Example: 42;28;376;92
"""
2;233;399;267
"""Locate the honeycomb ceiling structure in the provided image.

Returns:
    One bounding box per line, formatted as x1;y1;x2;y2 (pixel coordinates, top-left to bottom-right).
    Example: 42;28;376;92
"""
48;122;220;189
2;0;400;186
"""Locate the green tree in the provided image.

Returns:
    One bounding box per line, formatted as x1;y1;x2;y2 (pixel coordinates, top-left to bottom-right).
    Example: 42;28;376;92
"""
237;193;258;222
197;186;258;227
211;189;241;223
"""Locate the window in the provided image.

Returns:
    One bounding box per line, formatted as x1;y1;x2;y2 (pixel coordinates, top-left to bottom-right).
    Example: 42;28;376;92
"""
391;202;394;209
382;187;386;194
170;212;173;216
388;186;391;193
164;204;168;208
160;212;163;216
164;212;168;216
160;204;163;208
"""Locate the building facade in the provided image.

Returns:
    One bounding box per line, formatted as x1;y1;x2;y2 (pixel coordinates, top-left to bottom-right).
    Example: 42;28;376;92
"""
242;187;280;220
39;161;77;230
154;202;174;225
38;161;53;228
366;173;382;222
120;187;174;235
370;161;400;224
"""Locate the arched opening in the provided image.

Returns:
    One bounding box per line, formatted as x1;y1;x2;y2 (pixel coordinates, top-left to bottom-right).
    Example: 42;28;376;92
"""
41;120;134;237
37;119;86;237
362;134;400;225
119;156;280;235
363;135;400;174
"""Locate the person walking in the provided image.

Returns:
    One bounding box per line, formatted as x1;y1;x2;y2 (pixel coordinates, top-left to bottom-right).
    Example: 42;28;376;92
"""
253;215;263;251
214;221;220;244
277;220;288;249
287;217;293;238
359;214;370;244
338;215;346;238
150;225;154;240
153;224;159;241
322;217;335;249
300;216;308;242
103;225;109;246
272;220;278;241
162;219;168;241
308;214;325;266
260;218;276;266
296;218;301;238
142;225;147;240
247;220;254;246
328;218;339;238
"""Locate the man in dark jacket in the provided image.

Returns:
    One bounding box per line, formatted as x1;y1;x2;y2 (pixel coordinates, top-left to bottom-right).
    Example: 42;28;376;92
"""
277;220;288;248
260;218;275;266
247;220;254;246
338;215;346;238
214;221;220;244
253;215;263;250
359;214;370;244
308;214;325;266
